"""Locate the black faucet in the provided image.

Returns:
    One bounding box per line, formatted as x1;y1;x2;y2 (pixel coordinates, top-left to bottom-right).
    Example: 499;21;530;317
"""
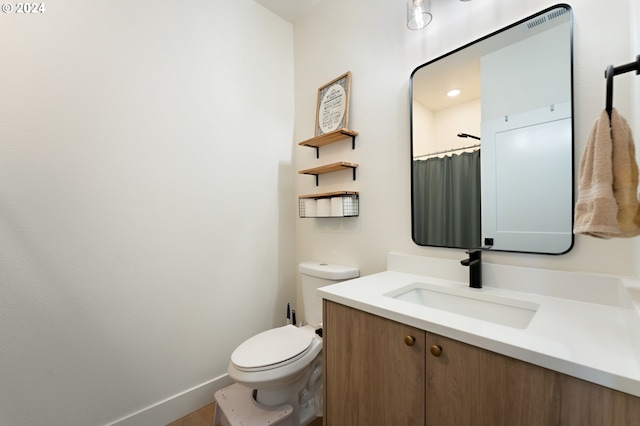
460;249;482;288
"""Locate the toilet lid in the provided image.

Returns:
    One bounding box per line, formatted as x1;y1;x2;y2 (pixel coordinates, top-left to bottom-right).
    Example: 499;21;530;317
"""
231;325;313;370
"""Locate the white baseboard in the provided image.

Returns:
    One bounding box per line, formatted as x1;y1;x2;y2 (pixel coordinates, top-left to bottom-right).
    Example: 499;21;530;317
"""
106;374;234;426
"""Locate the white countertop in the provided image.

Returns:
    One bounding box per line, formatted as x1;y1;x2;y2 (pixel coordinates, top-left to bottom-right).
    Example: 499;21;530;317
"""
317;254;640;398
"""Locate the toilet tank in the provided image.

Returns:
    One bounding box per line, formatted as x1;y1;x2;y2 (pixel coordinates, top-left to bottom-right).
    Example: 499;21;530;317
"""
299;261;359;328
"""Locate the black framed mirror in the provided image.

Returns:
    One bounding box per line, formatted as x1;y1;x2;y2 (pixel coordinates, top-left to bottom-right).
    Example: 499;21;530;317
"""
410;4;574;254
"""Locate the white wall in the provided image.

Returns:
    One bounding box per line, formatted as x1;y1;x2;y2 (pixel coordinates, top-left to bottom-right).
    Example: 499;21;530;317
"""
481;23;571;121
413;99;481;158
0;1;295;425
434;99;481;154
411;101;434;157
294;0;636;280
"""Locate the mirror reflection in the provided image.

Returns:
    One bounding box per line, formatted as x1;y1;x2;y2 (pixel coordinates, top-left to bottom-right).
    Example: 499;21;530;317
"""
410;4;574;254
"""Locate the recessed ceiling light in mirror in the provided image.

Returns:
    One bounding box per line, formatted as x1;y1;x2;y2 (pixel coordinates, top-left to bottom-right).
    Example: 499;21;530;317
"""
447;89;461;97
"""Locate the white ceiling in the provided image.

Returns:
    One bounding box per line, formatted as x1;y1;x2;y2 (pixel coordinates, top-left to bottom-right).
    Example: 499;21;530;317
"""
254;0;321;23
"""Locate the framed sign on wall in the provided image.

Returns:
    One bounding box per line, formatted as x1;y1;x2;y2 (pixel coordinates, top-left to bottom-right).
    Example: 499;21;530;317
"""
315;71;351;136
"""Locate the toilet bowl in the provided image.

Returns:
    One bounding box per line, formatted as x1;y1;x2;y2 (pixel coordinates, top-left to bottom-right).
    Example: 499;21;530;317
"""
228;324;322;405
220;261;359;426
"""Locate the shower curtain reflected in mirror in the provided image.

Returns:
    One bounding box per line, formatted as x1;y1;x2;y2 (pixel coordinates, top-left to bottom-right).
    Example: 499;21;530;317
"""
412;150;481;248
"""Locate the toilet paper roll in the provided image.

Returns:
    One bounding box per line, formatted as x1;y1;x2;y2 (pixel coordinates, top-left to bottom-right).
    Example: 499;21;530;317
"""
331;197;344;217
317;198;331;217
303;199;317;217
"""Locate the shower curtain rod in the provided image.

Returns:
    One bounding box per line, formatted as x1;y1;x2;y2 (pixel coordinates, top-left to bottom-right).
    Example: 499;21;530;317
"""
414;143;480;159
605;54;640;119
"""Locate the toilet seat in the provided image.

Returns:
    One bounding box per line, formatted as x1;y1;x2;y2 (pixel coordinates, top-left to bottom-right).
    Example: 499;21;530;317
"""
231;325;313;372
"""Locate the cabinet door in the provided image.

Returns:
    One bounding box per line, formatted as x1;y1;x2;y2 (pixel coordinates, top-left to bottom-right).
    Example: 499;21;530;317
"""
426;332;640;426
426;332;555;425
324;301;426;426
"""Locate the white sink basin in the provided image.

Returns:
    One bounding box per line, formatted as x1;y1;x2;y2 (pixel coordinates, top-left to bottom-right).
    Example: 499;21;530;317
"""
385;282;539;329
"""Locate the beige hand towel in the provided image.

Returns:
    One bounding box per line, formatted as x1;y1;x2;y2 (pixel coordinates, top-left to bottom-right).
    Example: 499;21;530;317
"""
574;108;640;238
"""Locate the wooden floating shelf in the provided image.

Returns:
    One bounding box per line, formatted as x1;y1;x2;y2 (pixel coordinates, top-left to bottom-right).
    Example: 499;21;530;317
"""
298;128;359;148
298;161;358;186
298;161;358;176
298;128;359;158
299;190;359;199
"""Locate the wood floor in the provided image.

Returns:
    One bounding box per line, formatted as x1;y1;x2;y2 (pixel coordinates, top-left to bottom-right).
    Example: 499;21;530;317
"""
168;403;216;426
167;402;323;426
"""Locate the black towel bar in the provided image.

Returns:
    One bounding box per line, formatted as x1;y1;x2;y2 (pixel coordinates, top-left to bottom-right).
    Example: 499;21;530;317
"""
605;55;640;119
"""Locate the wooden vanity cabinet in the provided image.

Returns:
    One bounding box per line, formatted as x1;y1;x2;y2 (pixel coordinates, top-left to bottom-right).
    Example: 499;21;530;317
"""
427;333;640;426
427;332;555;425
324;300;640;426
323;300;426;425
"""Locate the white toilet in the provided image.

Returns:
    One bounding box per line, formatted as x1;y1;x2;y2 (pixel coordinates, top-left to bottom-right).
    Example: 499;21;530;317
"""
215;261;359;426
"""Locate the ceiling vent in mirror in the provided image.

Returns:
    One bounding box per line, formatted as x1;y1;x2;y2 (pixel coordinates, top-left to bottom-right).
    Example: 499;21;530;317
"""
527;16;548;30
527;7;568;30
547;7;569;20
